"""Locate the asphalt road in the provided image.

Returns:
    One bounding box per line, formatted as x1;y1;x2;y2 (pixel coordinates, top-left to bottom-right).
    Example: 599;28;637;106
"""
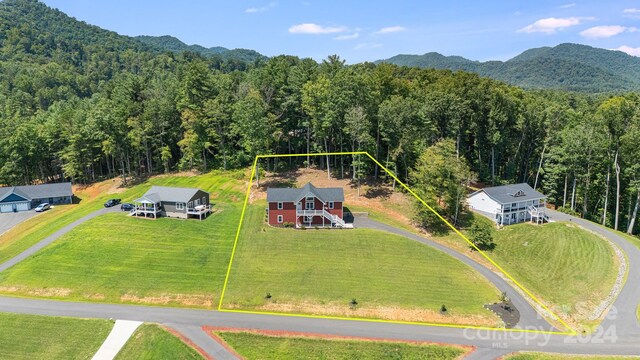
0;210;39;236
0;207;638;359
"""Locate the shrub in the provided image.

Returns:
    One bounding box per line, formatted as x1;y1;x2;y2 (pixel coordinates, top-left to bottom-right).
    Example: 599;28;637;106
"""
350;298;358;309
440;304;447;314
469;221;495;250
557;206;581;217
283;222;294;228
265;292;272;299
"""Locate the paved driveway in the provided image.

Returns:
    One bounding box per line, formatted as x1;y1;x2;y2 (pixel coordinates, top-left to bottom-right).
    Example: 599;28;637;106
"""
0;211;40;236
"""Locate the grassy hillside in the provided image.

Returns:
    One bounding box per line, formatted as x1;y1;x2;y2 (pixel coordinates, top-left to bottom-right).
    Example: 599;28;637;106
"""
378;43;640;92
222;203;501;326
0;171;245;307
116;324;204;360
215;331;468;360
0;312;112;359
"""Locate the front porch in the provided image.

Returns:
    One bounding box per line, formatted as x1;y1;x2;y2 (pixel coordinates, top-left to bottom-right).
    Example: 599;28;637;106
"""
131;194;162;219
295;209;351;228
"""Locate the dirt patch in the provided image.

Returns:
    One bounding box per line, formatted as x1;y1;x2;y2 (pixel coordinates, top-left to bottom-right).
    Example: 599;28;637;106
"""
120;293;213;308
225;301;500;328
253;167;414;226
204;326;475;355
0;286;72;297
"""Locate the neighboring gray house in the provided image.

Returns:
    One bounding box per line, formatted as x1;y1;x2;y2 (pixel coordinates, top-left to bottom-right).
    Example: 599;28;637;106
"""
0;183;73;213
467;183;548;225
132;186;211;220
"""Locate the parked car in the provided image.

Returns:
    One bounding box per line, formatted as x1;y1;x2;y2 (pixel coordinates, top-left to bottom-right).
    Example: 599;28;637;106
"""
104;199;121;208
34;203;50;212
121;203;135;211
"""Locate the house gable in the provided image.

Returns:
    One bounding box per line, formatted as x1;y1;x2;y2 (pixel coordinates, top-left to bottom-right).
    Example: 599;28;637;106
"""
0;192;30;203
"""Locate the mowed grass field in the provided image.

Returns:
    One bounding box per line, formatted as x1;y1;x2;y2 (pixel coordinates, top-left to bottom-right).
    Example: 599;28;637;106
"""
0;312;113;359
115;324;204;359
0;171;246;307
222;203;500;326
215;331;467;360
0;170;244;266
489;221;618;320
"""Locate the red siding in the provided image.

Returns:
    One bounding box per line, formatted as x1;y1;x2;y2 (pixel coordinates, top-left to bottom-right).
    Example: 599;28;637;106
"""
268;201;297;225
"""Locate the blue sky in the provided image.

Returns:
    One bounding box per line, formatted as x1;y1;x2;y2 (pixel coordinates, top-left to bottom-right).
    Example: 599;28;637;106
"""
40;0;640;63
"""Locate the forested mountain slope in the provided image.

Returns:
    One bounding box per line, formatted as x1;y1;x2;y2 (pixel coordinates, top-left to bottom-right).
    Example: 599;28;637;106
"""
0;0;639;235
135;35;266;63
378;43;640;93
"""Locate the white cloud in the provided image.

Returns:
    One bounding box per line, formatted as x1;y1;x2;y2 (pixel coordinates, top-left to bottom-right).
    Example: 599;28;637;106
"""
354;43;383;50
289;23;348;34
518;17;595;34
245;2;276;13
559;3;576;8
580;25;637;39
623;8;640;18
334;33;359;40
374;26;406;35
613;46;640;57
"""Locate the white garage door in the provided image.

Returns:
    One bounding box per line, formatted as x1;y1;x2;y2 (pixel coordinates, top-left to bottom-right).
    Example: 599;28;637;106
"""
16;202;30;211
0;204;12;213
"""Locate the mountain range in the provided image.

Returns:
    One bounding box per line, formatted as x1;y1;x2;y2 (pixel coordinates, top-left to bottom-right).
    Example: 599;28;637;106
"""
376;44;640;93
135;35;266;63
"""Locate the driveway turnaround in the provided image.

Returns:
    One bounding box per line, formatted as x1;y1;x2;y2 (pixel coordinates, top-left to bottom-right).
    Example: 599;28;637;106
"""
0;211;40;237
354;216;554;331
92;320;142;360
0;206;120;272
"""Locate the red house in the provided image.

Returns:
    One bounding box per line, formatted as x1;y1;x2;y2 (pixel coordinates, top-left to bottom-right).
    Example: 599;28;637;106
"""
266;182;346;228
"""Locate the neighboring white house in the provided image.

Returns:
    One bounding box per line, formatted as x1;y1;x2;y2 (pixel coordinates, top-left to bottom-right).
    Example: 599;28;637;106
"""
467;183;548;225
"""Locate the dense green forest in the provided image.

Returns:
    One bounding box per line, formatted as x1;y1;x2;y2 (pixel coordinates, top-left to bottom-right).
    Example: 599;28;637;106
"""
378;43;640;93
0;0;639;235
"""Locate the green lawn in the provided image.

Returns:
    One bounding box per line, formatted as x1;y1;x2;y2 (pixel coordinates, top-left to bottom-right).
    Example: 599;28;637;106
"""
216;331;467;360
116;324;204;359
0;208;239;307
222;203;500;326
0;170;244;266
0;171;245;307
488;221;618;319
0;312;113;359
506;353;638;359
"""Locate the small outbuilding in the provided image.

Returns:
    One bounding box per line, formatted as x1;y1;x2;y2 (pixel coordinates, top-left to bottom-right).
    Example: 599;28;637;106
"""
131;186;211;220
467;183;548;225
0;183;73;213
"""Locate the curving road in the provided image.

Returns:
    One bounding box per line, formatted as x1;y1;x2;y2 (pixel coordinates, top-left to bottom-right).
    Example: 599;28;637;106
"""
0;208;639;359
354;216;554;331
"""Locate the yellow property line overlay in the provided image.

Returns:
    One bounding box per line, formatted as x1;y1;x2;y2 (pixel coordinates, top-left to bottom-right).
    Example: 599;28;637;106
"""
218;151;577;336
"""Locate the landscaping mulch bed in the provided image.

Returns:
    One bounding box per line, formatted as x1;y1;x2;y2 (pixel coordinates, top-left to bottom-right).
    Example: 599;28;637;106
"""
484;300;520;328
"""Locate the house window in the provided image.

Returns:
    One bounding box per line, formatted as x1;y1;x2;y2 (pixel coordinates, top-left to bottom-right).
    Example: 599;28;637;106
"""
188;201;193;209
305;216;313;223
328;201;334;209
277;202;283;210
277;215;283;223
176;203;184;210
202;196;206;204
195;199;201;206
512;203;517;208
305;197;314;210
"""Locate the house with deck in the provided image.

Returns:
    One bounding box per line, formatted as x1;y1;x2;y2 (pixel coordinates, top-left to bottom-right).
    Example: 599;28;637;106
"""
266;182;348;228
131;186;211;220
467;183;548;225
0;183;73;213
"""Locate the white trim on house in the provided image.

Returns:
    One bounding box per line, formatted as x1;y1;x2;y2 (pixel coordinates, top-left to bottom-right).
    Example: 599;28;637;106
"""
277;201;283;210
277;215;283;223
328;201;334;209
176;202;184;210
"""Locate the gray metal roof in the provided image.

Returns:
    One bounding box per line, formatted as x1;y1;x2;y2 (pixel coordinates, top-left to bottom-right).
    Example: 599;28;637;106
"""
139;186;207;203
0;182;73;202
472;183;546;204
134;193;162;204
267;182;344;203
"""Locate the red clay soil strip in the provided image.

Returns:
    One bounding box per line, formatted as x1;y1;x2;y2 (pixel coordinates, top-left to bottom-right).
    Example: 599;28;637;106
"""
163;326;214;360
203;326;475;356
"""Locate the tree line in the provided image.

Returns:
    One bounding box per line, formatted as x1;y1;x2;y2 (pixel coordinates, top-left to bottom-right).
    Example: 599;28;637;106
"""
0;0;638;235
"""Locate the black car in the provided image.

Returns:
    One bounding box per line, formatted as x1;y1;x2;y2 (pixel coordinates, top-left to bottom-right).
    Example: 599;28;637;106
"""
120;203;134;211
104;198;121;208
